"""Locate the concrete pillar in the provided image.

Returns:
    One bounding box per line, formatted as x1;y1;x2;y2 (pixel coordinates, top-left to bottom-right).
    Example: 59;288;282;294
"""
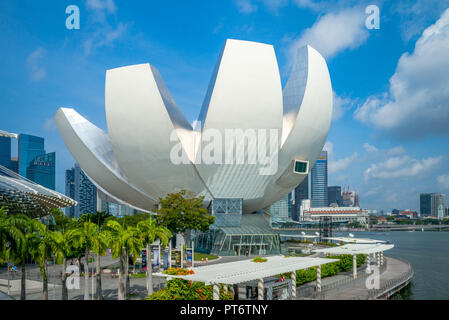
213;284;219;300
366;254;371;274
353;254;357;279
316;266;322;292
291;271;297;299
377;252;381;267
238;284;246;300
258;278;264;300
380;251;384;265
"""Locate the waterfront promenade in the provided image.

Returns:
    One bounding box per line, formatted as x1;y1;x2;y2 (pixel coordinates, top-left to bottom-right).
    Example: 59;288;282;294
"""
296;256;413;300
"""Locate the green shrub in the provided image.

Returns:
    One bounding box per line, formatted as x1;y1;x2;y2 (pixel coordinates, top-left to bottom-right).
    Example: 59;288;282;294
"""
147;279;233;300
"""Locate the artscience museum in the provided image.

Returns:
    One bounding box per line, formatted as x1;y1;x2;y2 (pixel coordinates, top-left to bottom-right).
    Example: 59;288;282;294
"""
55;39;333;256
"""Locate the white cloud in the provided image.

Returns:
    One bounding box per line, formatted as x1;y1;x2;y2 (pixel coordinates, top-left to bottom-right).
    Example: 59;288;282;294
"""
43;117;55;131
387;146;405;156
364;155;443;180
288;7;369;60
329;152;358;174
293;0;324;11
324;141;357;174
437;173;449;189
363;143;378;153
354;8;449;138
332;92;356;121
26;47;46;81
235;0;258;14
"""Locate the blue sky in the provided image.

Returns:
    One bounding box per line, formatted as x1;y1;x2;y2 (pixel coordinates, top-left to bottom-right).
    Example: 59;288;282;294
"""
1;0;449;213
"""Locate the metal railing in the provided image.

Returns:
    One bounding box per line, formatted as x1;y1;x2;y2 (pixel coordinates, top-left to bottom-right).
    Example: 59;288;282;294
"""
296;259;389;300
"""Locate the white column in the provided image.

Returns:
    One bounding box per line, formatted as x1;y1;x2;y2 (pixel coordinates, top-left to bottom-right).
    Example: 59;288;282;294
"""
353;254;357;279
381;251;384;265
213;284;220;300
291;271;297;299
316;265;322;292
366;254;371;274
258;278;264;300
192;242;195;268
238;284;246;300
377;252;381;267
181;245;184;268
168;242;172;268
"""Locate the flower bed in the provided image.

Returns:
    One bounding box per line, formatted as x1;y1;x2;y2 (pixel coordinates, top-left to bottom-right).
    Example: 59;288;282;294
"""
163;267;195;276
251;256;267;263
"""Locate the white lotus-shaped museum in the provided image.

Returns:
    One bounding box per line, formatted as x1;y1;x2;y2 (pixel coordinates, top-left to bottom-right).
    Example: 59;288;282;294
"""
55;39;333;213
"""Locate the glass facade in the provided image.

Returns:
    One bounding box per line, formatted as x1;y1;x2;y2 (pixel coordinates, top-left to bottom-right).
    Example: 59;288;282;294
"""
311;150;328;207
0;136;11;169
328;186;342;206
26;152;55;190
194;214;281;256
294;176;308;221
65;163;97;218
269;194;291;224
18;134;45;177
17;133;56;190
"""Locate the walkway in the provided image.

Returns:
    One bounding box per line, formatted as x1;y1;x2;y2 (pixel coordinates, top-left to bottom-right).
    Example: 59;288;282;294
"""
308;256;413;300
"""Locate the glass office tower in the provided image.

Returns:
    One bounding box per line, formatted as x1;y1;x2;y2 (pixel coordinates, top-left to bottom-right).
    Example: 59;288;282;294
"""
311;150;328;207
0;136;11;169
293;176;309;220
65;163;97;218
18;134;45;177
18;134;55;190
26;152;56;190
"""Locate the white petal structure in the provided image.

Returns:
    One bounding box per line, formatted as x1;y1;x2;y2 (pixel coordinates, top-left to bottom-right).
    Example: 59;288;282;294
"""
55;39;332;213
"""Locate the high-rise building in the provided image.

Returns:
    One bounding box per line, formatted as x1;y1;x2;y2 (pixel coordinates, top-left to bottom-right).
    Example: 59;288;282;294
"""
27;152;55;190
342;189;359;207
18;133;55;189
420;193;447;218
311;150;328;207
65;163;97;218
270;194;291;224
18;134;45;177
328;186;342;206
0;136;11;169
293;176;309;220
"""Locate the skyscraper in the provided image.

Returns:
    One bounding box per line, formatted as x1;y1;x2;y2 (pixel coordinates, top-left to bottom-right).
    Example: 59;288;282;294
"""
311;150;328;207
27;152;55;190
269;194;291;224
65;163;97;218
18;133;55;189
420;193;447;218
328;186;342;206
0;136;11;169
293;176;309;220
18;134;45;177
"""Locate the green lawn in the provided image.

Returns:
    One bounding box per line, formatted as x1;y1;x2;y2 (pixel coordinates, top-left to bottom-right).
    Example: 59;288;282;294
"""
194;252;219;261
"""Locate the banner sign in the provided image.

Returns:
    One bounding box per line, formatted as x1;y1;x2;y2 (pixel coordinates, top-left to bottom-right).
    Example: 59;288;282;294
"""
186;249;193;267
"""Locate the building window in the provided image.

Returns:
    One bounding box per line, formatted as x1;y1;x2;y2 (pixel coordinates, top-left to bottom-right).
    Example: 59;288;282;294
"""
294;160;309;174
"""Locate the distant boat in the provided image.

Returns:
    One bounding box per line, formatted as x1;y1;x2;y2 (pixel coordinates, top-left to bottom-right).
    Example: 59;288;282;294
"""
421;228;424;232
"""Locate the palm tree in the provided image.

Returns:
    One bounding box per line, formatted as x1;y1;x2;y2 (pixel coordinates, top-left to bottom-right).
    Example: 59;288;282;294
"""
137;218;171;295
67;221;99;300
28;220;60;300
89;228;108;300
2;213;32;300
104;220;142;300
52;228;78;300
0;208;27;298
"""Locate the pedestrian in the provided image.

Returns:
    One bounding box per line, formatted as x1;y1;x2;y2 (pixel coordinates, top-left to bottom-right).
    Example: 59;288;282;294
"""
206;257;208;264
201;257;205;265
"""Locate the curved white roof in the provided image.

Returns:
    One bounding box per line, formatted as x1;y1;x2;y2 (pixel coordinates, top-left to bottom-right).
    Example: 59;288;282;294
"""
55;39;333;212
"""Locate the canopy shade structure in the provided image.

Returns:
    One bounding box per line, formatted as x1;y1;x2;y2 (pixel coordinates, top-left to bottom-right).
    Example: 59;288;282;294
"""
0;165;77;218
313;243;394;255
279;234;319;239
322;237;387;244
154;255;338;285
